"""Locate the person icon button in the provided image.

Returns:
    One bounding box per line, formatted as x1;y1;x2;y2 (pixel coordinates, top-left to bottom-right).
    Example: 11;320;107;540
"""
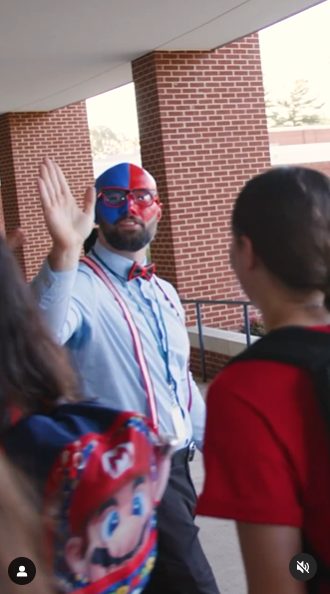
8;557;36;585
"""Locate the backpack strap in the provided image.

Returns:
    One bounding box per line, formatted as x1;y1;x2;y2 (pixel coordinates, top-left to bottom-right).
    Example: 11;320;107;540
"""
230;327;330;441
231;326;330;370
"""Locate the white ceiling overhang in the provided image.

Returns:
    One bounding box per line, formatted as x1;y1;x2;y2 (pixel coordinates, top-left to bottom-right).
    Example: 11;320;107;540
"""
0;0;324;113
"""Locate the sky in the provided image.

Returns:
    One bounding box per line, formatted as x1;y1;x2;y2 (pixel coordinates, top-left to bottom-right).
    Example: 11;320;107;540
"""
259;0;330;115
86;0;330;136
86;82;139;137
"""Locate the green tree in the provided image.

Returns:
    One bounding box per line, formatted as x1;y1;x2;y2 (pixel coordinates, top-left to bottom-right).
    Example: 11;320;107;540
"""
90;126;139;158
265;79;329;128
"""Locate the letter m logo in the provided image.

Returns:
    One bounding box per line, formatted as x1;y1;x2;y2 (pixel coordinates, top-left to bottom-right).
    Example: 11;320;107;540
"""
102;443;135;478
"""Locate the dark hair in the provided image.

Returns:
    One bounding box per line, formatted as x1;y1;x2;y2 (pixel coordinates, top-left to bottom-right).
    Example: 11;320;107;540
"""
232;167;330;305
83;227;98;255
0;235;80;433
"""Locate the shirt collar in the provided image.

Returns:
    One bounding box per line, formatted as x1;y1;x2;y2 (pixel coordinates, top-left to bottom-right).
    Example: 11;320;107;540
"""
92;240;147;281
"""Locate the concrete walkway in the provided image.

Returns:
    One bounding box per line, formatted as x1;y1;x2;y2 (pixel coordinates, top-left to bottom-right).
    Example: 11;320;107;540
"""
192;384;247;594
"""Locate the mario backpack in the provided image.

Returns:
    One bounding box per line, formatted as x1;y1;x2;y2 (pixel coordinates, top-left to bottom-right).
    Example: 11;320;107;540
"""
230;326;330;594
3;403;174;594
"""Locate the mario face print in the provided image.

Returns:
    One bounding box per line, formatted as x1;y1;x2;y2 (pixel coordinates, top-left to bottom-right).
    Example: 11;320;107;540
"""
45;416;172;593
65;474;153;582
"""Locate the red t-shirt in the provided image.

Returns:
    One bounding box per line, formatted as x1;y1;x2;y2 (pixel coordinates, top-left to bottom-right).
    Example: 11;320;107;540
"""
197;326;330;593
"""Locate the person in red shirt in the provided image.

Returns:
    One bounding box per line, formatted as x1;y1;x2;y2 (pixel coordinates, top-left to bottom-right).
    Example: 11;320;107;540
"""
197;166;330;594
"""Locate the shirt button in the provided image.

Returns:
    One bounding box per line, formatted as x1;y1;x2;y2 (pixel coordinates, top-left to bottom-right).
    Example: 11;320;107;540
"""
43;279;51;287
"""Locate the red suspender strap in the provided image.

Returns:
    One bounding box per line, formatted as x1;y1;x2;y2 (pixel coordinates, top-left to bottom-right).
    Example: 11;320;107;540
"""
80;256;158;430
153;279;193;413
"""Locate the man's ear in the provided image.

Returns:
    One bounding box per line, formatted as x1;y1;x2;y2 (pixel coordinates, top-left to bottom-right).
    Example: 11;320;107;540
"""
156;202;163;222
240;235;257;271
65;537;86;576
94;202;99;225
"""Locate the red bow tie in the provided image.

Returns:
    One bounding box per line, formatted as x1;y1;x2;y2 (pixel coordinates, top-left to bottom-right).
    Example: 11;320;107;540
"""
128;262;156;281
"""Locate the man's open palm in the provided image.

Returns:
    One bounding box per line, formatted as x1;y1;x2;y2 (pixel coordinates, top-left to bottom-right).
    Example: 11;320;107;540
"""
37;158;95;250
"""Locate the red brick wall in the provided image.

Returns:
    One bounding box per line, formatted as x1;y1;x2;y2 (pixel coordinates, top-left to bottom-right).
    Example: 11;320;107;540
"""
190;346;230;381
0;102;94;279
269;127;330;146
133;34;271;330
0;188;4;232
269;127;330;179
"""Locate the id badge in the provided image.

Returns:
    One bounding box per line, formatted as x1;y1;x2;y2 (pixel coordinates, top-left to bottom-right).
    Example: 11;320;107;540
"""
171;403;186;443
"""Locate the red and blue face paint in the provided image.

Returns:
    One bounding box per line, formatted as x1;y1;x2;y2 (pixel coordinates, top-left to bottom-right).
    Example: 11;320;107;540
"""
95;163;160;226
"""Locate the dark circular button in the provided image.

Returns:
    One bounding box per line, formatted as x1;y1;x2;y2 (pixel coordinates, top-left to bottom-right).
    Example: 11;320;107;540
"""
8;557;36;585
289;553;317;581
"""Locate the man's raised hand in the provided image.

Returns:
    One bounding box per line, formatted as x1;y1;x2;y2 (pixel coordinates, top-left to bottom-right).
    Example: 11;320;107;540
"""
37;158;96;271
37;158;95;251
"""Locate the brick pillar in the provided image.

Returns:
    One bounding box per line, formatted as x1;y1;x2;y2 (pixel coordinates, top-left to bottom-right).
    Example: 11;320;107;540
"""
132;34;271;330
0;102;94;279
0;188;4;232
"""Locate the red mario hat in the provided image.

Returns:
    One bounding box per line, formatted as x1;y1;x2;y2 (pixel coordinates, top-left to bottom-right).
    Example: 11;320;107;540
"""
68;424;154;535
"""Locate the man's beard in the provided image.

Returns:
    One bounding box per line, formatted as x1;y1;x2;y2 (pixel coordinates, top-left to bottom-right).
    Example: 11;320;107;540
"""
100;216;157;252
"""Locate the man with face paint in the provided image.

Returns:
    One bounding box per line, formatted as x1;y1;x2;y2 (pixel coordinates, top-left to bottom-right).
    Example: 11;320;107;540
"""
31;158;220;594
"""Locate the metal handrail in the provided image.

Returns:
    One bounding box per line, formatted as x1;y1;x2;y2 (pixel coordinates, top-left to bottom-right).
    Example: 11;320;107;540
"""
182;298;252;382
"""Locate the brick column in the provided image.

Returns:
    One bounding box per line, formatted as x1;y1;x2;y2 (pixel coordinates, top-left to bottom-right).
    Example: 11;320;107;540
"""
0;102;94;279
132;34;271;332
0;188;4;232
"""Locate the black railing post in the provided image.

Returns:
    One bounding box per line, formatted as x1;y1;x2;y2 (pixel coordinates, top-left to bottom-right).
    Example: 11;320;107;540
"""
243;303;251;347
196;302;207;383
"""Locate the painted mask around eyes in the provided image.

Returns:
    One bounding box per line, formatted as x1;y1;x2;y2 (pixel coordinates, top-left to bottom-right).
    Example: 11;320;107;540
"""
95;163;160;226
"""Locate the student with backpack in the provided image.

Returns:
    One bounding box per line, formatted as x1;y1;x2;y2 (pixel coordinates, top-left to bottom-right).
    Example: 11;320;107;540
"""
197;167;330;594
0;233;173;594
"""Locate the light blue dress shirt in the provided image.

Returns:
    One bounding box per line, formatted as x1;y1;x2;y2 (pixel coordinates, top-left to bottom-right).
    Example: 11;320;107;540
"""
31;241;206;450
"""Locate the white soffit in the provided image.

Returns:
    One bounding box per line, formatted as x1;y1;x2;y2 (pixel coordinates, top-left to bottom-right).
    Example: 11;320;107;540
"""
0;0;324;113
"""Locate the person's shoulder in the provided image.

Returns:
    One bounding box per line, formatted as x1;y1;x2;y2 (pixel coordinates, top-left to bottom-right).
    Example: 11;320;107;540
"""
4;404;123;459
3;405;122;485
208;356;305;409
154;275;177;293
4;413;63;450
78;258;98;279
3;414;61;482
154;276;180;300
218;348;306;382
72;259;100;295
